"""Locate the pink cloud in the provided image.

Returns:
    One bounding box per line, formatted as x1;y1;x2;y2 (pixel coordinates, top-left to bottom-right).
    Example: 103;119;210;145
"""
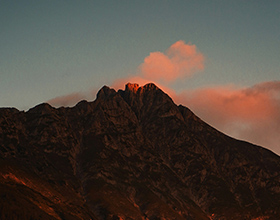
139;40;204;83
174;81;280;155
47;40;204;107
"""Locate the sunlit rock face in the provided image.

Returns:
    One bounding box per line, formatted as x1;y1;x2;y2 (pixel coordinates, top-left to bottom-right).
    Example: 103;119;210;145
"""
0;83;280;220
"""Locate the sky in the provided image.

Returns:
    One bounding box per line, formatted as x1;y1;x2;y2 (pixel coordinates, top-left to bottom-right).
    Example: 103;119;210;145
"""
1;1;280;155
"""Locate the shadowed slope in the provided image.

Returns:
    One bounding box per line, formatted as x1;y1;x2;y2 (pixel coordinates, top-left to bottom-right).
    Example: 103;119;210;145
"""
0;83;279;219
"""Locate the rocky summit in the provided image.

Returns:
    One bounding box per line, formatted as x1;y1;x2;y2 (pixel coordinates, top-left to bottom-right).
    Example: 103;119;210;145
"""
0;83;280;220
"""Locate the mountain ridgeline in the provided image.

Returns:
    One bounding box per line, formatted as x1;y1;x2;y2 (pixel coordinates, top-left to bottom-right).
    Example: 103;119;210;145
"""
0;83;280;220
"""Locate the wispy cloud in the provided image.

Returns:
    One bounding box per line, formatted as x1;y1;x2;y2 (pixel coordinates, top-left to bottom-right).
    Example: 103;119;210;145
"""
47;89;97;108
139;40;204;83
175;81;280;154
48;93;85;107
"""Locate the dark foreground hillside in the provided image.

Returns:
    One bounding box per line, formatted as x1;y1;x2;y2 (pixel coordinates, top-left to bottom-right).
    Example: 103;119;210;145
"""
1;83;280;219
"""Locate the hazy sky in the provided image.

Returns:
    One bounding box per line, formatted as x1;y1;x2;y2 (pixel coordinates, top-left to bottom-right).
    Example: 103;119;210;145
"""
1;1;280;154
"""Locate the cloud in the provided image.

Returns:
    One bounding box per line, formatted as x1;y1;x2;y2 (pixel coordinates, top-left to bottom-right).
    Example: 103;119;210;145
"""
174;81;280;155
48;40;204;108
139;40;204;83
47;89;97;108
48;93;85;107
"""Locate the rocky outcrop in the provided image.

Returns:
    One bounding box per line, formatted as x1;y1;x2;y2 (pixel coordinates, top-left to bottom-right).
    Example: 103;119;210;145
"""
0;83;279;220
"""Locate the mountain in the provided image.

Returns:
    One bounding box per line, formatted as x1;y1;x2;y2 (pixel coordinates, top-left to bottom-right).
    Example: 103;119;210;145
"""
0;83;280;220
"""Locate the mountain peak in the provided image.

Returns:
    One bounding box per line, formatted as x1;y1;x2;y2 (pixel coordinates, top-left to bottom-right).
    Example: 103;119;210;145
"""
96;85;116;100
125;83;139;93
142;82;158;90
1;81;280;219
27;103;55;114
124;82;160;95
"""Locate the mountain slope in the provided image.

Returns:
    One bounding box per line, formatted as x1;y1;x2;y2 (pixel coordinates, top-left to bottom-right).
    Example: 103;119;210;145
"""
0;83;279;219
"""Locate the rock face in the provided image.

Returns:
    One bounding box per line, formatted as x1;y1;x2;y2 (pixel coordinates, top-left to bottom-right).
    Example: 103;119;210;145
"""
0;83;280;220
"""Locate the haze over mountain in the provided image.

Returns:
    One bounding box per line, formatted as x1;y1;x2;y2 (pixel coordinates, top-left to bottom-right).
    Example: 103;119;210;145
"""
1;83;280;219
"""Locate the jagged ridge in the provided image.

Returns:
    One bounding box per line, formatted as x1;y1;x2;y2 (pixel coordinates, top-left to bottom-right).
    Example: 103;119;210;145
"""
0;83;280;220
